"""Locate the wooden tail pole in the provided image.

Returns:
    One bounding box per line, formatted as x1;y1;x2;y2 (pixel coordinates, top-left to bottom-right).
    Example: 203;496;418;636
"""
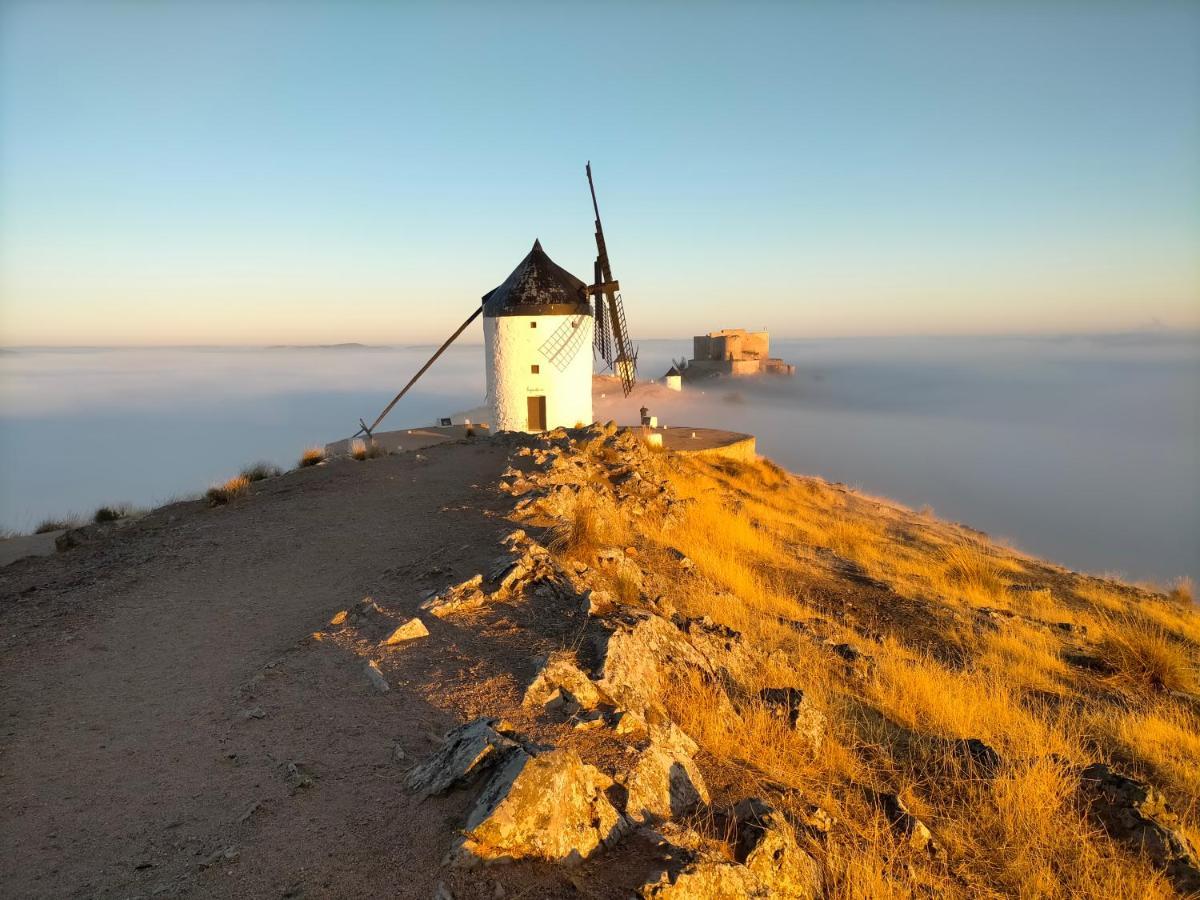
356;304;484;437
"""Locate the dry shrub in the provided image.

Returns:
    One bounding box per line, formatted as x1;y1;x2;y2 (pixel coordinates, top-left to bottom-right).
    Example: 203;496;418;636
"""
206;475;251;506
34;517;82;534
1097;617;1196;695
611;568;641;605
938;541;1008;606
298;446;326;468
93;504;134;524
1167;577;1194;606
548;490;622;558
350;439;386;461
240;461;282;482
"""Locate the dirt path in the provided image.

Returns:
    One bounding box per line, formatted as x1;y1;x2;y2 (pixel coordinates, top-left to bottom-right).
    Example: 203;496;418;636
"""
0;440;519;899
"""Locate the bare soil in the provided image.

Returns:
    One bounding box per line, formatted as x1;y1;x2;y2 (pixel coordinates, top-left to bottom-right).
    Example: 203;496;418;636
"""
0;440;554;899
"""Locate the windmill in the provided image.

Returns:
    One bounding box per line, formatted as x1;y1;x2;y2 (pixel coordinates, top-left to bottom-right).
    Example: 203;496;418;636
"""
352;164;635;439
586;162;638;396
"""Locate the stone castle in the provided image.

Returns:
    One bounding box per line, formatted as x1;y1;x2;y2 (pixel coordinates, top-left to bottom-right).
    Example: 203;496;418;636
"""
683;328;795;378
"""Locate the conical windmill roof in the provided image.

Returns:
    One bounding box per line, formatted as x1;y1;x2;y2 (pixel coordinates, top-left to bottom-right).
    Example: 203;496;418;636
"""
482;240;590;318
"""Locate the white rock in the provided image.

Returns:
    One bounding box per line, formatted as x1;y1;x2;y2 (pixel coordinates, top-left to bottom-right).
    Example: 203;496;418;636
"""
383;617;430;645
364;660;390;693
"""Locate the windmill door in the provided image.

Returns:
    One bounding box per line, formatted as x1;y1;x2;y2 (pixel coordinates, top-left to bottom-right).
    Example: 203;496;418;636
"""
527;396;546;432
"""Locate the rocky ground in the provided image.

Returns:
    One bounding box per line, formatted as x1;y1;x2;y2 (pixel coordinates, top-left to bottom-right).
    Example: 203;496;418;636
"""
1;425;1197;898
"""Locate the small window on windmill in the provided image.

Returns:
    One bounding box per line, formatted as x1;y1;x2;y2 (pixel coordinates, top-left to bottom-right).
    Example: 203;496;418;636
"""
531;364;540;374
530;321;537;328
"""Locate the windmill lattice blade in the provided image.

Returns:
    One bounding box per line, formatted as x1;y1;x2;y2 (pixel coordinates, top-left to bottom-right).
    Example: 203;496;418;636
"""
594;296;612;365
607;293;637;396
539;314;589;371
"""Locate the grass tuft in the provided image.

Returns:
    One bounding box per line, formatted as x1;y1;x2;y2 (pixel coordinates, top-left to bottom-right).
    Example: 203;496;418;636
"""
240;461;282;482
93;504;133;524
206;475;251;507
298;446;326;468
939;541;1008;606
350;439;386;461
548;490;622;559
1098;617;1196;694
34;517;82;534
1167;577;1194;606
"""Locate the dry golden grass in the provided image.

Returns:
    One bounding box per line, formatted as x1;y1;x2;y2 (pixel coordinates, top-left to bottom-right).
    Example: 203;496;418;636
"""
865;643;1078;760
663;664;858;793
1167;577;1194;606
950;757;1175;899
611;567;641;605
531;447;1200;897
205;475;250;506
977;621;1071;695
936;540;1009;607
547;489;622;559
298;446;326;468
1094;702;1200;821
1096;617;1197;695
350;439;386;461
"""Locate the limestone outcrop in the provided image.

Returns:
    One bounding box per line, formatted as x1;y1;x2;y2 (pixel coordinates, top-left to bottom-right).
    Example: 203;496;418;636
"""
641;857;766;899
406;718;521;798
522;652;607;712
731;798;821;899
622;721;710;824
593;610;713;719
449;748;628;866
1079;763;1200;894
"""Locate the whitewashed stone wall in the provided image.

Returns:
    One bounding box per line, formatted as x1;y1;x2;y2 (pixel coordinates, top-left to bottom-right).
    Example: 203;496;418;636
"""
484;313;594;432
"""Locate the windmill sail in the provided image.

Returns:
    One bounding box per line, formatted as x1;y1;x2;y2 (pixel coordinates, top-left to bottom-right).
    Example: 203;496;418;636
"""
586;162;637;396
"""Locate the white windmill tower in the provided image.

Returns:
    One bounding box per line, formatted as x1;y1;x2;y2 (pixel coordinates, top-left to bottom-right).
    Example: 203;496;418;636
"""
351;164;636;440
481;240;594;431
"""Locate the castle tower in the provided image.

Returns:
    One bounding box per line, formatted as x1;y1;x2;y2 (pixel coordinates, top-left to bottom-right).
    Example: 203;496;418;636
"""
482;240;594;432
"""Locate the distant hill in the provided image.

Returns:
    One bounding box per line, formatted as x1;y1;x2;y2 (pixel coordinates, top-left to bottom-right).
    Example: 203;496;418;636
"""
264;342;378;350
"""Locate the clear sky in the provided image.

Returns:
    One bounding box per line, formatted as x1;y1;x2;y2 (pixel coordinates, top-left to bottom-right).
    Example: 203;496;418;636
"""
1;1;1197;345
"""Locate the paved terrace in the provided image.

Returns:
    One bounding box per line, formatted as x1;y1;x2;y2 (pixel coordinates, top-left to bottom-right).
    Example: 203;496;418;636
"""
327;424;755;462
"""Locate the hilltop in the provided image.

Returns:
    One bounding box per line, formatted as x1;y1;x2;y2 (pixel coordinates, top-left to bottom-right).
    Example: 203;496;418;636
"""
1;425;1198;898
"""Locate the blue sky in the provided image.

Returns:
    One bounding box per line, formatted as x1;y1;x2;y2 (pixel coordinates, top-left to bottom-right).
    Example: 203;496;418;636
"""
1;1;1197;344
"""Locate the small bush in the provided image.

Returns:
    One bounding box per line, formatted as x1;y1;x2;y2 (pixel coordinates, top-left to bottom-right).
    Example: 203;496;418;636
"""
206;475;251;507
1099;619;1196;694
93;504;132;524
549;493;620;558
941;541;1007;605
350;439;385;461
240;461;282;482
34;517;81;534
1167;577;1194;606
612;568;641;605
299;447;326;468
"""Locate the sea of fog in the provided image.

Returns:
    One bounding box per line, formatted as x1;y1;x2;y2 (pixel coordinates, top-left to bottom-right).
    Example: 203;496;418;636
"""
1;335;1196;583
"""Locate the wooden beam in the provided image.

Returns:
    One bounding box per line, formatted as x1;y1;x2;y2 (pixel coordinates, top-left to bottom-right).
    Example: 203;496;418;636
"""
587;281;620;296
